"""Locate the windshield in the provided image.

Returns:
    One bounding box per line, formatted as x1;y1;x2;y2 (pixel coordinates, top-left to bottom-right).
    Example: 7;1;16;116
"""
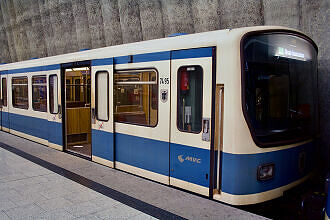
242;33;318;147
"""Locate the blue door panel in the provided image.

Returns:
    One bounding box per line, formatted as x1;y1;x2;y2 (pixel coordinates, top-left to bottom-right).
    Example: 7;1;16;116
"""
170;144;210;187
48;120;63;146
92;129;114;162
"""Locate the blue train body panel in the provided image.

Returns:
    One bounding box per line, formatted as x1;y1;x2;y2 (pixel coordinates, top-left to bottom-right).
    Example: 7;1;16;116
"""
171;47;213;59
5;64;60;75
170;144;210;187
10;113;49;140
221;142;315;195
92;129;114;162
6;112;62;146
115;133;169;176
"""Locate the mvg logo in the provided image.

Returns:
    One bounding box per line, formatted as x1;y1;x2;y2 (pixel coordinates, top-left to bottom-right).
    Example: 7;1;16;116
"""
178;155;201;164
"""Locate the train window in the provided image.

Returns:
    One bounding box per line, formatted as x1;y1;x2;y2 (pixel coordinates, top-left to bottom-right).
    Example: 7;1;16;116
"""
32;76;47;112
114;69;158;127
12;77;29;109
2;78;7;106
177;66;203;133
49;75;59;114
96;71;109;121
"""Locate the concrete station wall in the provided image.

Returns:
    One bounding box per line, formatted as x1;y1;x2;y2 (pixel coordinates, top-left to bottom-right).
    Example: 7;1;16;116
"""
0;0;329;166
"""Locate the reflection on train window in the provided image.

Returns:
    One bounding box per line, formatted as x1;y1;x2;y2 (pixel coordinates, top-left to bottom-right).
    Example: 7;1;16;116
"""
32;76;47;112
177;66;203;133
49;75;58;114
66;70;91;108
114;69;158;127
2;78;7;106
96;71;109;121
12;77;29;109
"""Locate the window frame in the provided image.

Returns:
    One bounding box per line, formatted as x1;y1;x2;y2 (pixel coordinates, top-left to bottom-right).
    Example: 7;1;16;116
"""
12;76;29;110
32;75;47;112
176;65;204;134
114;68;159;128
95;71;109;122
49;74;59;114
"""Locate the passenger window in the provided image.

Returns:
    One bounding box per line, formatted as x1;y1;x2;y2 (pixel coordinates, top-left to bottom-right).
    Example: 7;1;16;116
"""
96;71;109;121
114;69;158;127
2;78;7;106
177;66;203;133
12;77;29;109
32;76;47;112
49;75;59;114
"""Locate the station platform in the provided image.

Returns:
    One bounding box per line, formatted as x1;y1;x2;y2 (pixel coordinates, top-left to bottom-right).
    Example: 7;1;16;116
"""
0;131;267;220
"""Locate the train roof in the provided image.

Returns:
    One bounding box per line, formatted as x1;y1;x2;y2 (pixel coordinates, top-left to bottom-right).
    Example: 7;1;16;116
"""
0;26;308;71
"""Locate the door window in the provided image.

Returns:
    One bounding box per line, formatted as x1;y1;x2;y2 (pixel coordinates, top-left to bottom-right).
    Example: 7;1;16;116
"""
96;71;109;121
177;66;203;133
49;75;59;114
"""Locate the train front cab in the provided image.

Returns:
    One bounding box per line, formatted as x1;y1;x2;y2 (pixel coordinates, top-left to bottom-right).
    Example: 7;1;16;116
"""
212;28;319;205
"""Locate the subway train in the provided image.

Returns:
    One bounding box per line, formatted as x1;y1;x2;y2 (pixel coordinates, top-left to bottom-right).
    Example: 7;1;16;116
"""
0;26;319;205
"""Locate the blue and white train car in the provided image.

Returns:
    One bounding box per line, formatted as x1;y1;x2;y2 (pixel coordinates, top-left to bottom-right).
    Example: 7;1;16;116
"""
0;26;319;205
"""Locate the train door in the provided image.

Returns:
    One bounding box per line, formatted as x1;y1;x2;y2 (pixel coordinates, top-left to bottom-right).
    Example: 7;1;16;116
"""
47;69;63;151
169;47;216;196
113;55;170;185
63;63;91;158
0;75;9;132
90;58;114;167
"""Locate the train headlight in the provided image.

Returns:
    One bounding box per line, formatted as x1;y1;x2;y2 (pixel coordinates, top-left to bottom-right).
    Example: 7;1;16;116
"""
257;163;275;181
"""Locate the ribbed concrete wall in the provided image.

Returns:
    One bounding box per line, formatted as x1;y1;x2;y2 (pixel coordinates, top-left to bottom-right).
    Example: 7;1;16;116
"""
0;0;329;164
